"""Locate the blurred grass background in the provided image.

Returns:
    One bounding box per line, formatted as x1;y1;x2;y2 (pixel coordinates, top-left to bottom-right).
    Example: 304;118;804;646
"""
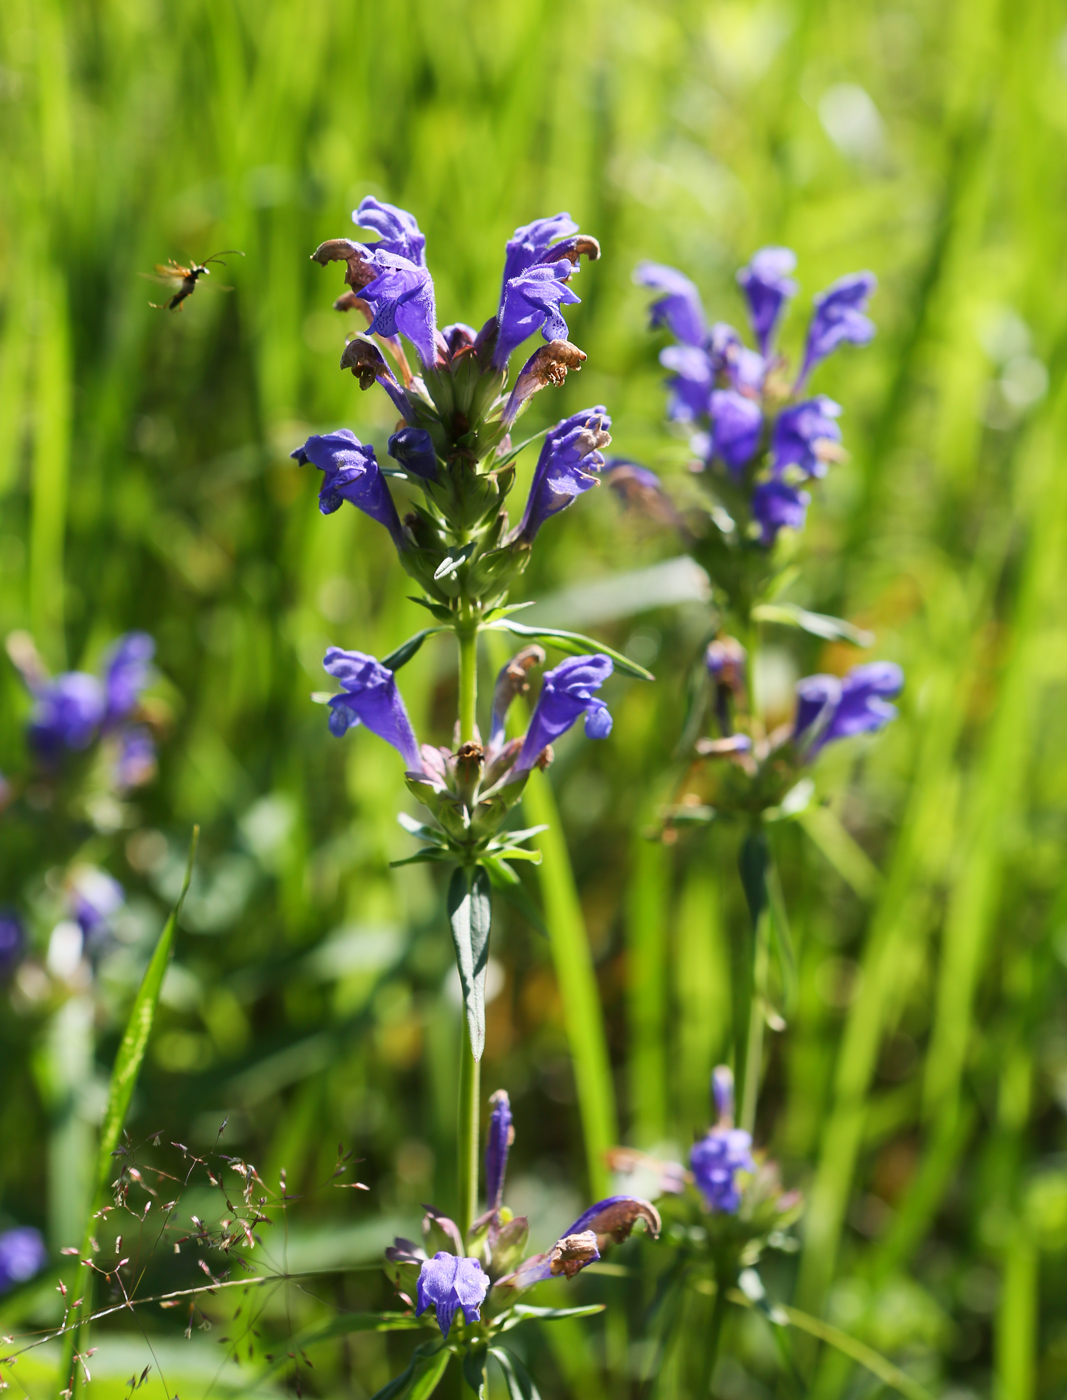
3;0;1067;1395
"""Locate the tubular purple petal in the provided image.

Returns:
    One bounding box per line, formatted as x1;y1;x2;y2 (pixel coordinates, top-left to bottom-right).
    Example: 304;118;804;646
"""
709;389;763;475
485;1089;514;1211
501;213;580;290
712;1065;736;1124
515;655;614;773
322;648;421;769
292;430;405;547
387;427;437;480
634;262;708;347
493;262;582;370
793;661;903;755
352;196;426;266
512;408;610;542
357;252;438;367
28;673;106;755
751;478;809;545
415;1253;489;1337
798;271;877;387
690;1128;755;1214
659;344;713;421
736;246;798;355
771;397;843;479
103;632;154;725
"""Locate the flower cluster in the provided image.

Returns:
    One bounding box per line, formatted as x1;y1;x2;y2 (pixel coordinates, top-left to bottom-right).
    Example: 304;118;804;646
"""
298;197;607;612
8;631;157;792
630;249;875;552
386;1089;660;1340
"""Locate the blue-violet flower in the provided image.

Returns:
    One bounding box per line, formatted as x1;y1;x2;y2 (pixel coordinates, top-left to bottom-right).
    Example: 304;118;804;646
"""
416;1253;489;1337
793;661;903;755
515;655;613;772
292;431;405;546
322;648;421;770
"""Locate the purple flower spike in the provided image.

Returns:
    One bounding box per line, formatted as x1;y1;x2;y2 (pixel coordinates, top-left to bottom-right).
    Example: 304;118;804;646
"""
798;271;877;387
515;655;613;773
352;196;426;267
772;397;842;479
690;1127;755;1214
0;909;24;978
0;1227;46;1294
794;661;903;755
292;431;405;547
322;648;421;770
357;252;438;367
485;1089;514;1211
660;345;713;421
501;213;579;289
103;633;154;725
387;427;438;480
737;247;798;355
494;262;581;370
28;672;106;756
634;263;707;348
751;478;810;546
512;408;610;543
709;389;763;475
416;1253;489;1337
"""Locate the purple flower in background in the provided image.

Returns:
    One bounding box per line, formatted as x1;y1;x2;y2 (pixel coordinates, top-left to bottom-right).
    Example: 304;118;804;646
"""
322;648;421;770
709;390;763;474
68;867;125;942
387;427;438;481
751;478;809;545
0;1228;46;1294
634;263;707;347
28;672;106;756
352;196;426;266
798;272;877;387
708;323;766;394
712;1065;736;1123
660;345;713;421
103;632;154;725
793;661;903;755
416;1253;489;1337
494;262;581;370
515;655;613;772
512;408;610;543
357;252;438;367
772;397;842;479
292;431;405;546
485;1089;514;1212
737;247;797;355
114;726;156;790
0;909;24;977
501;213;579;289
690;1126;755;1213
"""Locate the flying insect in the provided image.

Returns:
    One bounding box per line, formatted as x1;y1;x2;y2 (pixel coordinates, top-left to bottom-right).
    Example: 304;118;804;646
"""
143;250;244;311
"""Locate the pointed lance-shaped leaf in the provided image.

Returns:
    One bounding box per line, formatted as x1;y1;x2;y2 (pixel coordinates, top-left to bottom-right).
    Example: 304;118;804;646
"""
447;866;493;1060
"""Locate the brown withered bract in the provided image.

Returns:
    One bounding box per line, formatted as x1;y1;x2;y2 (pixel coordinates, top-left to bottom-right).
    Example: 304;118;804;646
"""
311;238;378;291
144;251;243;311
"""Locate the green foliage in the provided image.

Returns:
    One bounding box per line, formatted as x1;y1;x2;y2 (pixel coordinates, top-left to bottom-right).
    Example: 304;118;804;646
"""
1;0;1066;1396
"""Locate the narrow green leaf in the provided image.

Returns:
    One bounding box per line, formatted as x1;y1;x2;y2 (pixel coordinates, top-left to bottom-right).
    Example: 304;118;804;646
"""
481;856;549;939
484;619;654;681
447;865;493;1060
491;845;543;863
369;1342;451;1400
752;602;875;647
489;1346;542;1400
96;827;198;1191
500;1304;606;1327
397;811;450;844
738;828;768;933
492;426;550;470
409;596;456;622
390;848;457;868
481;601;536;622
765;855;798;1018
463;1343;488;1399
383;627;447;671
726;1291;936;1400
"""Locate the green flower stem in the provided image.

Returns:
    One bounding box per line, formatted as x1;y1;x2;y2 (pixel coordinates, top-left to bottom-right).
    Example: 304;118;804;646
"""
457;625;479;745
739;908;769;1135
457;1023;481;1240
456;623;480;1238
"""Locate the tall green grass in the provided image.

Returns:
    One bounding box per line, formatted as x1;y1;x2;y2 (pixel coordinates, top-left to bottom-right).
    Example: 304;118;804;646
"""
2;0;1067;1395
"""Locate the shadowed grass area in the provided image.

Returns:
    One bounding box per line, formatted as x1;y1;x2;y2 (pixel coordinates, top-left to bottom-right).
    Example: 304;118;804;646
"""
2;0;1067;1396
